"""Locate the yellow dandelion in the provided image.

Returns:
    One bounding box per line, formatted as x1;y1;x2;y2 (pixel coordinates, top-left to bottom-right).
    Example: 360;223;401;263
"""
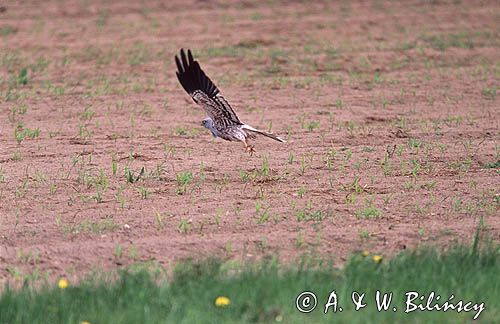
215;296;231;307
80;322;91;324
58;278;69;289
275;314;283;322
372;255;383;263
361;250;369;257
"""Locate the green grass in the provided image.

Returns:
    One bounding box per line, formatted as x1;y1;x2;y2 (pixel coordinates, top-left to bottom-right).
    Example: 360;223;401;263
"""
176;171;193;195
482;86;497;100
14;123;40;144
484;160;500;169
1;243;498;323
0;25;17;37
421;32;475;51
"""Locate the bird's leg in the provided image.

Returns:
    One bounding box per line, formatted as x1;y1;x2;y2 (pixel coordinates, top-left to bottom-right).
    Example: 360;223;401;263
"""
244;139;255;156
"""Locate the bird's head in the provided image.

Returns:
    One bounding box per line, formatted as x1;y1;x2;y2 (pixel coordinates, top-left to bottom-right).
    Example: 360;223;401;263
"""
201;117;218;138
201;117;214;129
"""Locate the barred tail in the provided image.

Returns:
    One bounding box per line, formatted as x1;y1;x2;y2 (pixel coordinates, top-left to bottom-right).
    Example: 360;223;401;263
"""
242;124;286;143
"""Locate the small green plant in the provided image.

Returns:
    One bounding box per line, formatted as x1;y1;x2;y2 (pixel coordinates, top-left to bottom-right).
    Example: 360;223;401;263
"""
305;120;320;132
174;126;188;136
115;188;127;208
112;157;118;176
481;86;496;100
239;170;250;183
356;196;381;218
343;149;352;162
14;123;40;144
258;155;270;178
295;200;327;222
176;171;193;195
335;98;343;109
408;138;423;153
17;68;28;85
49;182;57;194
81;106;95;120
125;167;144;183
178;218;191;234
138;186;150;199
1;25;17;37
356;205;382;218
78;124;92;140
114;244;123;258
484;161;500;169
295;232;306;248
359;230;370;240
411;159;421;179
346;121;355;137
9;103;28;122
64;217;119;235
94;184;105;203
255;201;270;224
96;9;109;28
154;211;170;230
299;155;307;175
12;151;22;161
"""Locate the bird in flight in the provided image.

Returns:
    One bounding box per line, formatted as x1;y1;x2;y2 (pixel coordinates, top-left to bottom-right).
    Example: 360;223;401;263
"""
175;48;285;155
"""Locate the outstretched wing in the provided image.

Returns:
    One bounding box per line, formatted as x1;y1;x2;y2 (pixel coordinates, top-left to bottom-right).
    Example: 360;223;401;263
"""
175;49;242;127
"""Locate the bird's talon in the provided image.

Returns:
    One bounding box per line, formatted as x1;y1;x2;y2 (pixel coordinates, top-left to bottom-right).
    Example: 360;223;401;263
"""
245;145;255;156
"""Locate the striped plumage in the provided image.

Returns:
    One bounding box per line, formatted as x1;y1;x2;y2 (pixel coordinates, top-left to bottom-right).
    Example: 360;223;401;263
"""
175;48;284;154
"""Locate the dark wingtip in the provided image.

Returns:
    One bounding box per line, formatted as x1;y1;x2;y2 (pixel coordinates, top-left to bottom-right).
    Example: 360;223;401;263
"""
175;48;220;99
175;55;183;74
188;49;194;64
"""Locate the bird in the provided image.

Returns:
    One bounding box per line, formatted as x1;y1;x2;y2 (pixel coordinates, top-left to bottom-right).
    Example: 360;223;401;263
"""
175;48;285;155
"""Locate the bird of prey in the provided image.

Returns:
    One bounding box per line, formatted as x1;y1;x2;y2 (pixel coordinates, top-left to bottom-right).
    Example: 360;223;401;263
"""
175;48;285;155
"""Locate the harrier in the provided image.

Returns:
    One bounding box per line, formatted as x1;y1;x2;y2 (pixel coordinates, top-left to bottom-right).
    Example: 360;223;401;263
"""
175;49;285;155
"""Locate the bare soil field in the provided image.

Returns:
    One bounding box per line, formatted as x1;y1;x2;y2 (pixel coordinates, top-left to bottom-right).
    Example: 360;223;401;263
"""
0;0;498;284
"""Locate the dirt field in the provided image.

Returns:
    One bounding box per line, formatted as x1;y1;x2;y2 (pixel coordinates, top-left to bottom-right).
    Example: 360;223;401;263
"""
0;0;498;284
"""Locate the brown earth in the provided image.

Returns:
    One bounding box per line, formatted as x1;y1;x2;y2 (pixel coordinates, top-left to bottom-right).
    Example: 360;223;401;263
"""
0;0;498;285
